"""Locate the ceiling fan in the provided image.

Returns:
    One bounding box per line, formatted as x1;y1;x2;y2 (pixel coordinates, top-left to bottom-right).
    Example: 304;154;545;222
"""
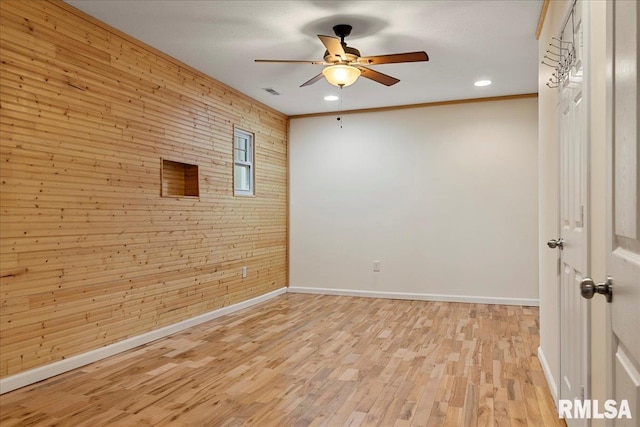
255;24;429;88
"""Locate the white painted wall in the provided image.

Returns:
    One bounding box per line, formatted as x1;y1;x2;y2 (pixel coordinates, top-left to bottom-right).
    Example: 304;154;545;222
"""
289;98;539;304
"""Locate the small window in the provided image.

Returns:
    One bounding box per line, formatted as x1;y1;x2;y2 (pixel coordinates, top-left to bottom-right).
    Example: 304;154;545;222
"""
234;128;254;196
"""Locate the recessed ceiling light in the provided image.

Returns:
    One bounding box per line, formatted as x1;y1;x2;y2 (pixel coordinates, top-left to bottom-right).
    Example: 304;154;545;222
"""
474;80;492;87
324;95;339;101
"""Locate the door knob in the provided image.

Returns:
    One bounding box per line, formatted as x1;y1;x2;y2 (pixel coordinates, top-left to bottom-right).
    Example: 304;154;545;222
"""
580;277;613;303
547;238;564;249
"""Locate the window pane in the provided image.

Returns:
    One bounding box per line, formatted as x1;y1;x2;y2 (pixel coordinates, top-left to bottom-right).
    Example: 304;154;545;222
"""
235;136;247;162
234;164;251;191
235;136;247;150
234;148;247;162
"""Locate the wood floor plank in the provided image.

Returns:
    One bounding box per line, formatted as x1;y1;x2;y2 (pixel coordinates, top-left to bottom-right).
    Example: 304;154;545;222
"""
0;294;566;426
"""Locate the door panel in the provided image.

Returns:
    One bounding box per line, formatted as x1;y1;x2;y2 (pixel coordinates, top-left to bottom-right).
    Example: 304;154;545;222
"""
614;348;639;427
607;1;640;426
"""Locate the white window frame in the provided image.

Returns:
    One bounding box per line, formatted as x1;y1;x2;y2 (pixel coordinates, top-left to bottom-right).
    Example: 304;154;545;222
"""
233;128;254;196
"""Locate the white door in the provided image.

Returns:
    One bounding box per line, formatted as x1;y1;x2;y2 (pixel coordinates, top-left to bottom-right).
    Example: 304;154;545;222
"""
556;1;590;424
603;1;640;425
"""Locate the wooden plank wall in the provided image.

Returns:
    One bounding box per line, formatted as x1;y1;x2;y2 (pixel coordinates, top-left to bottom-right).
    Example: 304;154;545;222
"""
0;0;288;378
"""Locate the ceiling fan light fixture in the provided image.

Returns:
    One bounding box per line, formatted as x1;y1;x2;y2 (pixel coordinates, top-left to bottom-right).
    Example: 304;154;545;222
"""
322;65;361;87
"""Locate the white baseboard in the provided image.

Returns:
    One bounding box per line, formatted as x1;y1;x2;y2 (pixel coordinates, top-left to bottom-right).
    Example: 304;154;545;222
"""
0;287;287;395
287;286;539;307
538;346;558;406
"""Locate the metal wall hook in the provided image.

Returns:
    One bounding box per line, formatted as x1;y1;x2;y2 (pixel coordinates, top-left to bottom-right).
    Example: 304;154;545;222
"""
545;0;578;91
552;36;573;45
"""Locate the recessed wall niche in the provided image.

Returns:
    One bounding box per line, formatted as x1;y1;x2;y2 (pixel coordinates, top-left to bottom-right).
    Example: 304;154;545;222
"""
161;158;199;198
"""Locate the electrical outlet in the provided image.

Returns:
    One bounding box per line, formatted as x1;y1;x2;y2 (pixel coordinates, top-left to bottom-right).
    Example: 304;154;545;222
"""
373;261;380;272
242;266;247;278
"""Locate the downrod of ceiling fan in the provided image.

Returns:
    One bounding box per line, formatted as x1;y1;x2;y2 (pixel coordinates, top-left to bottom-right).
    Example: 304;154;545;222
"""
333;24;352;45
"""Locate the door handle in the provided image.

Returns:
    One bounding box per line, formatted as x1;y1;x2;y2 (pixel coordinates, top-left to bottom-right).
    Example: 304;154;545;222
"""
580;277;613;303
547;238;564;249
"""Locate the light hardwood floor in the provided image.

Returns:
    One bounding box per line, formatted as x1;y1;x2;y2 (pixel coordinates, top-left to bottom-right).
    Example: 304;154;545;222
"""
0;294;564;426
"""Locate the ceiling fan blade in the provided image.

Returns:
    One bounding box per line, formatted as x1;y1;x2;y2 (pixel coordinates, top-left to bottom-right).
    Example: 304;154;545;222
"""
300;73;324;87
355;66;400;86
255;59;326;65
358;51;429;65
318;35;347;61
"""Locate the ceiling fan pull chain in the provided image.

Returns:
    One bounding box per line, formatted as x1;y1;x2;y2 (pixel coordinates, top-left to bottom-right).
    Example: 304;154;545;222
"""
338;87;343;129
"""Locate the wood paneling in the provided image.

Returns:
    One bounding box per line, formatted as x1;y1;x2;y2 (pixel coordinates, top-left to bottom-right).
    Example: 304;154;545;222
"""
0;295;564;426
0;0;288;378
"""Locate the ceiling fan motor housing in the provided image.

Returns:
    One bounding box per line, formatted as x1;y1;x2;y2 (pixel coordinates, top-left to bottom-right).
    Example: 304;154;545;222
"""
324;46;361;63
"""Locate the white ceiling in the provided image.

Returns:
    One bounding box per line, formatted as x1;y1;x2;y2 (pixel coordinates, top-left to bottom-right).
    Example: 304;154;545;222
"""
65;0;542;116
